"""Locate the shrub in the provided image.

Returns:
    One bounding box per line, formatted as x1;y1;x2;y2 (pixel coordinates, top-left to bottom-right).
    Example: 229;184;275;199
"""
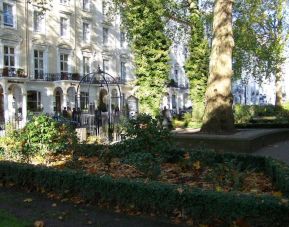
233;104;289;124
0;114;78;163
108;114;177;177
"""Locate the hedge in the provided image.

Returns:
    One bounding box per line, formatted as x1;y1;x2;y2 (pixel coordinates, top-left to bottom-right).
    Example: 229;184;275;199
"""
0;152;289;226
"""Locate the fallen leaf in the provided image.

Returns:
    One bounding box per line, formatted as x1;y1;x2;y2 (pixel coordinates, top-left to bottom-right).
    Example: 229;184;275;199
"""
235;218;250;227
23;198;33;203
193;161;201;170
58;216;63;220
177;187;184;194
273;191;283;197
51;203;57;207
34;220;44;227
87;220;93;225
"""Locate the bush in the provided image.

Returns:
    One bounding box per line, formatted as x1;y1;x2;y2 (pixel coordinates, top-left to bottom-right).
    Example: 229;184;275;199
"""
0;153;289;226
108;114;177;177
0;114;78;163
233;104;289;124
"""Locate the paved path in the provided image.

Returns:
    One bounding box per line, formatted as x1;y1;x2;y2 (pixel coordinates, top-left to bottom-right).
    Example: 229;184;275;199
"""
253;140;289;165
0;186;182;227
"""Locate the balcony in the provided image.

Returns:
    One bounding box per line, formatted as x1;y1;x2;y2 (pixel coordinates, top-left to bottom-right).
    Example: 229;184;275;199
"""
0;67;28;78
31;73;125;84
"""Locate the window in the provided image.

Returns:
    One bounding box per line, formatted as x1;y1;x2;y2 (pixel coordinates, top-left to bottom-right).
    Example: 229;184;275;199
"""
33;11;44;33
3;3;14;27
120;62;126;81
60;54;68;74
27;91;41;112
83;57;90;74
103;59;109;73
60;17;69;37
80;92;89;110
83;23;90;42
34;50;44;79
174;69;178;81
103;28;108;45
4;46;15;69
60;0;69;5
83;0;90;11
172;95;176;109
120;32;125;47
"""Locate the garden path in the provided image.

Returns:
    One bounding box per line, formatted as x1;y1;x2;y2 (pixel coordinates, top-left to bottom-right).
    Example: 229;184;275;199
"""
253;140;289;165
0;186;182;227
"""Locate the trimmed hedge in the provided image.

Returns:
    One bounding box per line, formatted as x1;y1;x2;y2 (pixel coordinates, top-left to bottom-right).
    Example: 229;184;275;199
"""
0;152;289;226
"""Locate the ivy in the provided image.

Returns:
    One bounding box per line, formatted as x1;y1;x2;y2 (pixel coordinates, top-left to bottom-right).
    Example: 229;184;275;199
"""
119;0;171;116
184;3;210;122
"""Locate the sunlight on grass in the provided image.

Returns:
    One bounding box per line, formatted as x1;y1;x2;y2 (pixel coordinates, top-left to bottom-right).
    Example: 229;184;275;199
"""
0;209;31;227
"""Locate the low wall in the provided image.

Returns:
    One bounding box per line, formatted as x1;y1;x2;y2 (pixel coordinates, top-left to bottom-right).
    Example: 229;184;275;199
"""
173;129;289;153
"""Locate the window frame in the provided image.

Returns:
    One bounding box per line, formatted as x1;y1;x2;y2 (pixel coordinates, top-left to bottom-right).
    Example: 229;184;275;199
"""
33;11;45;33
27;90;42;112
60;17;69;38
34;49;44;79
103;27;109;45
82;22;90;42
3;2;15;28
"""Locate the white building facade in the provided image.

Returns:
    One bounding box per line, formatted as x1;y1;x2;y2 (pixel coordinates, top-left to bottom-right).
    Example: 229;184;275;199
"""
0;0;190;129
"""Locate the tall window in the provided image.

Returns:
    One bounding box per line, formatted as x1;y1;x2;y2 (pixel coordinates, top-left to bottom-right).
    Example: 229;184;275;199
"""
103;59;109;73
83;57;90;74
4;46;15;69
83;23;90;42
60;17;69;37
60;0;69;5
60;54;68;74
34;50;44;79
120;62;126;81
174;69;178;82
27;91;41;112
3;3;14;27
33;11;44;33
83;0;90;11
120;32;125;47
80;92;89;110
103;27;108;45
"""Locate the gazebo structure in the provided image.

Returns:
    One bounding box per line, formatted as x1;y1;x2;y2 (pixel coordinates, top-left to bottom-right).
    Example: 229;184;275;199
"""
75;66;123;142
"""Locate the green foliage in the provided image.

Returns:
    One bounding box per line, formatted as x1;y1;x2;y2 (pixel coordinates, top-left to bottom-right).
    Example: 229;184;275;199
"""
233;104;289;124
0;209;31;227
119;0;171;116
109;114;176;177
184;3;210;117
0;152;289;226
0;114;77;163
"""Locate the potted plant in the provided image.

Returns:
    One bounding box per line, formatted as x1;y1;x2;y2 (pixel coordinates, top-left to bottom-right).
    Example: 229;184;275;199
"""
72;73;80;80
17;68;25;77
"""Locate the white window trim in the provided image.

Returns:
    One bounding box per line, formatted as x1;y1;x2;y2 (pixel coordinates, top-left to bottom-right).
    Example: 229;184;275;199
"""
81;51;92;75
82;0;90;11
31;46;48;79
33;10;46;34
103;27;109;46
59;15;70;39
0;40;20;70
2;1;17;29
82;21;91;43
57;48;72;74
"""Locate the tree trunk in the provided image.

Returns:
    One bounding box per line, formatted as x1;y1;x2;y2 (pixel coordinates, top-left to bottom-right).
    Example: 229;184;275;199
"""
201;0;235;134
275;68;283;107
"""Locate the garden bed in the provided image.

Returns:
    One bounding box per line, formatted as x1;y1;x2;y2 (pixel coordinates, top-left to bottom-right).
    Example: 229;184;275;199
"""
1;150;289;226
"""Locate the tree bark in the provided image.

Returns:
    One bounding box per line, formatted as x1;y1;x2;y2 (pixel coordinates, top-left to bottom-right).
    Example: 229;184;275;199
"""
201;0;235;134
275;68;283;106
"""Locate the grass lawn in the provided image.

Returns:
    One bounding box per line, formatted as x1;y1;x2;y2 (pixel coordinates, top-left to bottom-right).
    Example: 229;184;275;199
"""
0;209;31;227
